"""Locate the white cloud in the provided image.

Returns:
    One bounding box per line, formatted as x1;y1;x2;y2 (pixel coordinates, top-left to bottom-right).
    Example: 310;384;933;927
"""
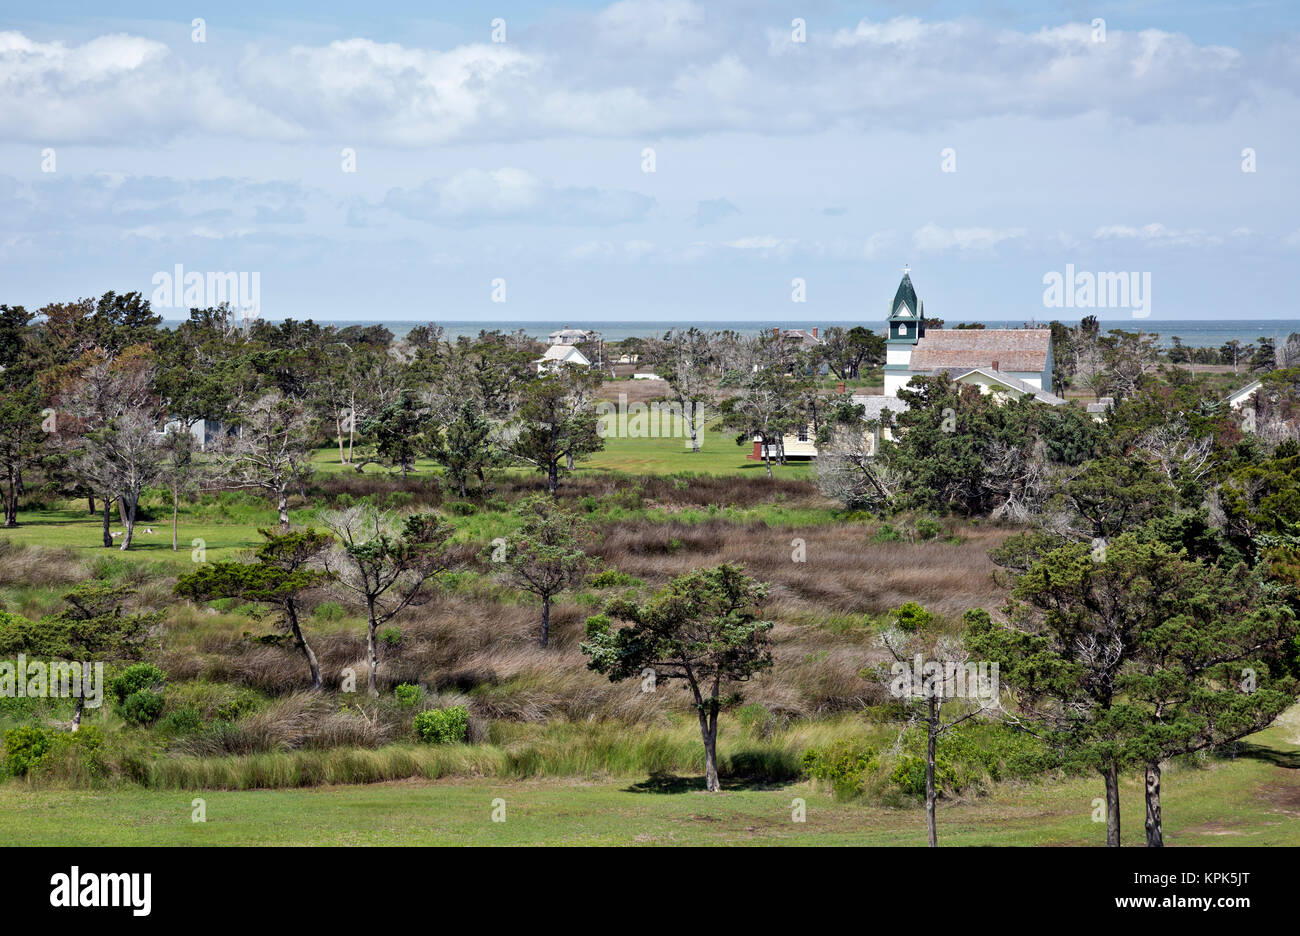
383;169;654;226
913;224;1027;253
1092;223;1221;247
0;8;1275;145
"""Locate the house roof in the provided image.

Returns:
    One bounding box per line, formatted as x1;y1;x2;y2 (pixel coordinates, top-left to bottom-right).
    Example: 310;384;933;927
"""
890;272;921;319
1227;379;1262;401
776;328;823;348
908;329;1051;372
954;368;1066;405
536;345;591;364
851;394;910;421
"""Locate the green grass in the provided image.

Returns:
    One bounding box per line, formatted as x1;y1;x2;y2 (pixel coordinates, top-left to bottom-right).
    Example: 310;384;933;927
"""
3;749;1297;845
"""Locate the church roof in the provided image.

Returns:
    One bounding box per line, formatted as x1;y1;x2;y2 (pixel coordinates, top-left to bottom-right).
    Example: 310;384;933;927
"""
889;272;922;319
908;329;1051;373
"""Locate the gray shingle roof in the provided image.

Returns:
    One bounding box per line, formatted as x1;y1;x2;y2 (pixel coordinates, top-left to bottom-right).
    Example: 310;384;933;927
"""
908;329;1051;372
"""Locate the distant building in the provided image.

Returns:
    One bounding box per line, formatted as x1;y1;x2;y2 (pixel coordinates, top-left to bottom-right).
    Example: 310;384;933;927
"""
1227;379;1262;410
771;327;824;351
535;344;592;374
159;418;227;450
753;394;908;461
882;269;1054;396
548;327;600;346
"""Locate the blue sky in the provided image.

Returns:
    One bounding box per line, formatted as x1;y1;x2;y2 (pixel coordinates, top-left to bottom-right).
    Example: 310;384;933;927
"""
2;1;1297;323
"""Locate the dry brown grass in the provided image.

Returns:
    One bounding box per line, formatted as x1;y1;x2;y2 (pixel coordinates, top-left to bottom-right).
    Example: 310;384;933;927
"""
0;540;88;586
166;516;1011;724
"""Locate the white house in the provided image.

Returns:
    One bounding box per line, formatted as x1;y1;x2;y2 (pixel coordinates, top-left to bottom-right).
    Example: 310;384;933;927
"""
753;394;909;461
535;344;592;374
158;418;227;450
1227;379;1262;410
950;368;1066;406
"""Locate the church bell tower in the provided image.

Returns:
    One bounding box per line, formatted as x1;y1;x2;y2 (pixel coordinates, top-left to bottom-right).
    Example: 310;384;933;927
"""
883;266;924;396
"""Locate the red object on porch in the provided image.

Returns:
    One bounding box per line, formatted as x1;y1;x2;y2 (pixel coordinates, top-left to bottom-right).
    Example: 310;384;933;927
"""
748;441;762;460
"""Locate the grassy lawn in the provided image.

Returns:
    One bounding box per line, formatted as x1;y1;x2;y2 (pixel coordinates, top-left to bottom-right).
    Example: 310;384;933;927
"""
3;734;1297;845
579;425;811;478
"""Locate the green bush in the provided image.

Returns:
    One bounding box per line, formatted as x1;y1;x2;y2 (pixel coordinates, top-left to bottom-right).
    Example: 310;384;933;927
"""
109;662;166;705
120;689;165;726
801;740;879;798
446;501;477;516
915;517;942;541
587;568;640;589
413;706;469;744
379;627;402;647
394;683;424;706
873;523;902;543
889;755;956;797
893;601;933;633
157;705;204;736
3;725;52;777
311;601;346;621
110;663;165;725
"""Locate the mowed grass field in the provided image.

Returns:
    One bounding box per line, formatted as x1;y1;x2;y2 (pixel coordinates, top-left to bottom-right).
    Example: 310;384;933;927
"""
3;724;1298;845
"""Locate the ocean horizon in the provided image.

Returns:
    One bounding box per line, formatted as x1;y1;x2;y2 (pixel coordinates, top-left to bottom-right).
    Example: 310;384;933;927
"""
162;317;1300;349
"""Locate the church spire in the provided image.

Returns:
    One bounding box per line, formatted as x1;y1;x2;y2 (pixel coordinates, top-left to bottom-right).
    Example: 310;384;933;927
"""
889;267;923;321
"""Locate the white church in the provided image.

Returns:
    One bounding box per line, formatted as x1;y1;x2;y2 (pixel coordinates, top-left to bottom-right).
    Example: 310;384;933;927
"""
883;268;1058;402
755;269;1061;461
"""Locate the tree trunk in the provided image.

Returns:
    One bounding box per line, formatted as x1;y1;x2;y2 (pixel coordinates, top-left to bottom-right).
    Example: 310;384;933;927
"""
172;487;179;551
365;602;380;697
336;413;347;465
547;461;559;495
277;486;290;532
1104;764;1122;847
539;594;551;648
3;470;15;527
566;450;575;471
1145;762;1163;847
762;441;773;478
120;495;138;550
101;497;113;547
286;600;323;691
88;495;96;516
698;704;721;792
71;694;85;732
926;694;938;848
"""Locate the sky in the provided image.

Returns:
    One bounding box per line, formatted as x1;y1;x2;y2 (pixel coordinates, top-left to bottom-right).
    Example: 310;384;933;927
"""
1;0;1298;324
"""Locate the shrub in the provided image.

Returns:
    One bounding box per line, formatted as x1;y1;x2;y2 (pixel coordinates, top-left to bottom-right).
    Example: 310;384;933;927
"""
413;706;469;744
109;662;166;705
889;754;957;797
110;663;166;726
120;689;165;726
893;601;933;633
801;740;879;798
587;568;640;589
379;627;402;647
873;523;902;543
915;517;942;541
446;501;477;516
158;705;204;736
394;683;424;706
311;601;346;621
3;725;52;777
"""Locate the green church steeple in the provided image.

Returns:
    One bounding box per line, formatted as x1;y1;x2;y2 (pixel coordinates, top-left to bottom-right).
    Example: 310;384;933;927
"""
887;266;924;344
